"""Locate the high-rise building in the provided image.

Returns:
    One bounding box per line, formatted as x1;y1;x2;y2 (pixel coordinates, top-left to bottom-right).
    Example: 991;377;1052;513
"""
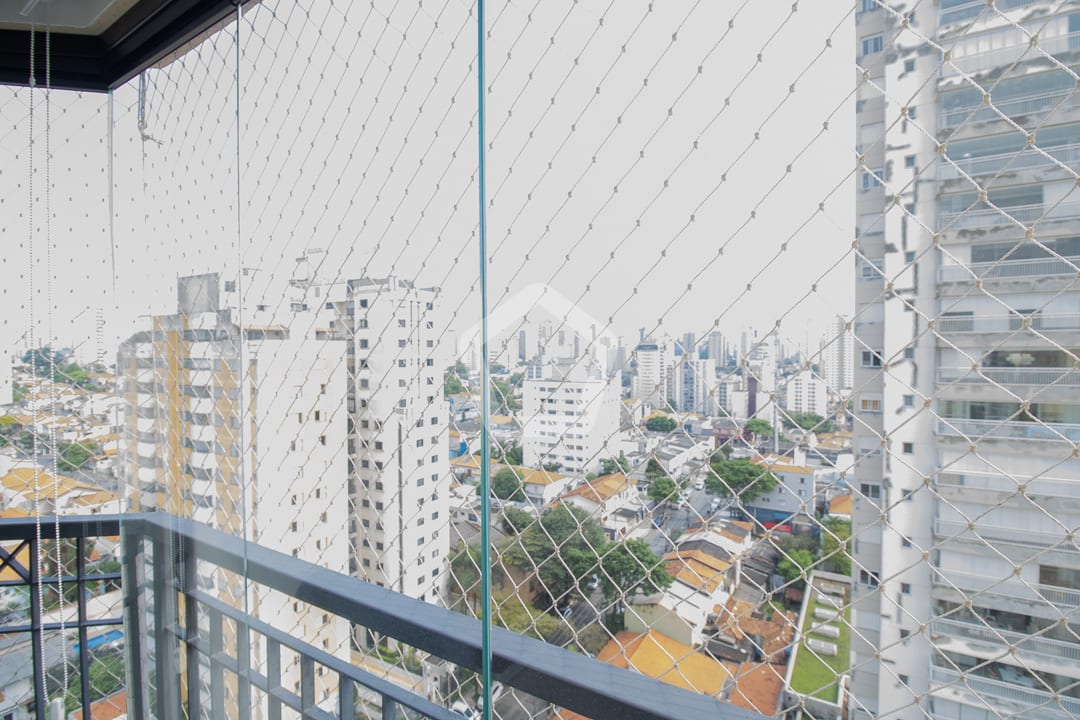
522;357;620;475
632;337;673;408
706;331;729;366
850;4;1080;719
820;314;853;398
119;271;350;702
784;369;827;418
672;355;717;416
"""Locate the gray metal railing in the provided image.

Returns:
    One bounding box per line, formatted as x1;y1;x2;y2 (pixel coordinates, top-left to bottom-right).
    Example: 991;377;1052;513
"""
938;0;1034;26
931;618;1080;664
938;88;1078;129
931;666;1080;718
939;201;1080;230
937;143;1080;181
0;513;763;720
938;257;1080;282
936;313;1080;334
940;32;1080;78
937;417;1080;442
936;366;1080;386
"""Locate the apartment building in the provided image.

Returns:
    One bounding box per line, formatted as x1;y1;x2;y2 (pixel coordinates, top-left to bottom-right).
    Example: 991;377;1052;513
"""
784;369;828;418
522;356;621;475
850;2;1080;718
119;271;350;703
633;337;674;409
820;314;854;399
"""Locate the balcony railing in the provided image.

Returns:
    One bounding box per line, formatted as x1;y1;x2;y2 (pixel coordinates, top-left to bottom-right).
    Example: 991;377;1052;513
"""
936;366;1080;387
940;32;1080;78
931;666;1080;719
930;618;1080;665
0;513;761;720
936;470;1080;499
933;568;1080;609
936;313;1080;334
939;201;1080;230
938;257;1080;283
938;0;1034;26
939;88;1079;129
935;518;1078;551
937;418;1080;442
937;143;1080;181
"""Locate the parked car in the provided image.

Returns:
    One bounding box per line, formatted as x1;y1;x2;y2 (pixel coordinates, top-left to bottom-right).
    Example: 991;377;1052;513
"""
450;700;476;719
693;478;705;491
476;681;505;713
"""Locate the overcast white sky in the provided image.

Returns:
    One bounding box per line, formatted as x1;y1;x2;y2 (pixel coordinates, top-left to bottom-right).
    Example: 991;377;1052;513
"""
1;0;857;365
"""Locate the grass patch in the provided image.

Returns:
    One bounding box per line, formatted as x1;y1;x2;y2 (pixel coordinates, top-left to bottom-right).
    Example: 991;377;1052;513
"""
788;595;851;703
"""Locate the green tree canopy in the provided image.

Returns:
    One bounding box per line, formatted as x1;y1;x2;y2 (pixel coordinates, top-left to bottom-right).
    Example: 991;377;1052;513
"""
705;458;777;502
821;518;852;576
745;418;773;438
491;468;526;502
502;507;534;535
599;539;672;602
783;413;835;433
777;548;817;589
647;476;678;504
503;504;606;607
444;371;465;395
644;416;677;433
57;441;98;472
600;453;631;476
644;457;667;481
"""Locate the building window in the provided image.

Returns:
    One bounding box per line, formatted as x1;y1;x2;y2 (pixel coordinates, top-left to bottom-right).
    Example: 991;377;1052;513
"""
859;569;880;587
861;170;883;190
359;339;368;349
903;58;915;72
861;350;883;368
859;397;882;412
399;359;407;367
861;34;883;55
398;340;407;348
319;435;327;446
900;629;910;639
902;536;911;547
861;0;876;9
899;674;909;685
860;483;881;500
902;442;914;454
904;155;915;168
902;395;915;407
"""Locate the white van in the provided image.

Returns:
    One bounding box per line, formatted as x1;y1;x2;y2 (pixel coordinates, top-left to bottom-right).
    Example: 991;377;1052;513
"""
693;478;704;491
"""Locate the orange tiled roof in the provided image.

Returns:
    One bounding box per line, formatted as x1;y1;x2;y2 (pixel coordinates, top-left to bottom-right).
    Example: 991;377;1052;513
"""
728;662;785;716
597;630;730;696
829;494;853;516
562;473;631;504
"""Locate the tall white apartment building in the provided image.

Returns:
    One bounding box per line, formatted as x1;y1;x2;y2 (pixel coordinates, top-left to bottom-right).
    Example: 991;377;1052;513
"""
119;271;350;703
850;3;1080;719
784;369;827;418
672;355;717;416
633;337;673;408
522;357;620;475
341;277;449;605
820;314;854;398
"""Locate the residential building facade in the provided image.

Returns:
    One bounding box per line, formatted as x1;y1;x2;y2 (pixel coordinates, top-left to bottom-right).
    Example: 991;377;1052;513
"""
850;3;1080;718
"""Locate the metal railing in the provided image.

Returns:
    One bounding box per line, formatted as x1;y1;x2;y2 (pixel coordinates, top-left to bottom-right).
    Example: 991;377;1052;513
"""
936;313;1080;333
937;417;1080;442
933;568;1080;609
931;667;1080;718
931;619;1080;665
938;0;1034;26
938;257;1080;282
0;513;762;720
936;366;1080;386
936;471;1080;499
938;88;1079;129
940;32;1080;78
937;143;1080;181
939;201;1080;230
935;518;1079;551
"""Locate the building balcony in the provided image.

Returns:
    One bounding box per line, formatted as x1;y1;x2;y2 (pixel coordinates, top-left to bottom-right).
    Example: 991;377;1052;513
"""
937;0;1034;27
0;513;757;720
937;366;1080;387
940;32;1080;78
936;313;1080;334
938;88;1079;130
930;619;1080;674
930;666;1080;720
937;417;1080;442
939;201;1080;231
937;143;1080;182
935;470;1080;505
935;518;1077;553
938;257;1080;283
933;567;1080;611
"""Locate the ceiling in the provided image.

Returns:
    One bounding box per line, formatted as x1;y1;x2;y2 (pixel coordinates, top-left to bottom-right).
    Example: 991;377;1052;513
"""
0;0;256;92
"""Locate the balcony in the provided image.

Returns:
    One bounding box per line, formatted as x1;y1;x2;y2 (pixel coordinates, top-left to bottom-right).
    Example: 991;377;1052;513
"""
939;88;1079;130
938;257;1080;283
0;514;757;720
940;32;1080;78
935;518;1078;553
938;0;1034;27
936;313;1080;334
933;568;1080;610
937;417;1080;442
930;618;1080;670
939;201;1080;230
930;666;1080;719
936;470;1080;503
937;366;1080;387
937;143;1080;181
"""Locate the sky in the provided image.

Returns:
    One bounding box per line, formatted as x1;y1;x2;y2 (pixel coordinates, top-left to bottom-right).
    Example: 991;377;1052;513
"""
0;0;858;366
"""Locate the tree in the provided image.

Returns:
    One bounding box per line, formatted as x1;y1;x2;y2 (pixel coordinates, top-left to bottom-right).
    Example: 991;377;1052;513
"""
502;507;533;535
783;412;835;433
491;468;526;502
745;418;773;438
509;372;525;388
645;416;677;433
57;441;98;472
644;457;666;481
502;504;605;607
647;476;677;504
777;549;817;589
599;453;631;476
542;462;562;472
705;459;777;502
599;539;672;604
444;371;465;395
504;445;523;466
821;518;852;576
